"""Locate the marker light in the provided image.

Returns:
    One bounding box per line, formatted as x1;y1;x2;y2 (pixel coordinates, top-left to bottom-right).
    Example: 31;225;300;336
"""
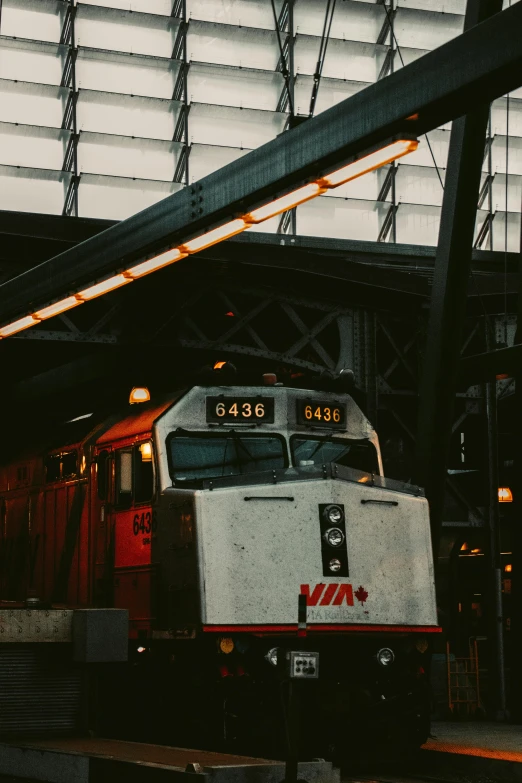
329;558;342;573
34;296;83;320
0;314;40;337
129;387;150;404
244;183;325;223
498;487;513;503
77;274;131;300
125;248;187;279
139;442;152;462
505;564;512;573
219;637;234;654
320;139;419;189
214;361;227;369
181;220;247;253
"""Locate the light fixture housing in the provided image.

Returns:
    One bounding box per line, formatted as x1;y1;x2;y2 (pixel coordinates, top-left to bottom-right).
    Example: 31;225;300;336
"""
34;296;83;320
376;647;395;667
77;274;132;301
139;442;152;462
126;248;187;279
319;138;419;189
244;183;325;224
323;527;345;548
498;487;513;503
0;314;40;338
180;219;248;253
129;387;150;404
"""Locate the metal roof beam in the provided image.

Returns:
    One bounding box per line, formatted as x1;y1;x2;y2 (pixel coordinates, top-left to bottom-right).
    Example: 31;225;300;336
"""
0;1;521;324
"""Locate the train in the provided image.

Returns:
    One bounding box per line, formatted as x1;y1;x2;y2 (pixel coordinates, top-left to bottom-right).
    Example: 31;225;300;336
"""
0;365;439;760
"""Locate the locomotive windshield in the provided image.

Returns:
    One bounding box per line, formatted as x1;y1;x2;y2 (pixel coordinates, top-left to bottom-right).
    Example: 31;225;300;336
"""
168;433;287;484
291;436;378;474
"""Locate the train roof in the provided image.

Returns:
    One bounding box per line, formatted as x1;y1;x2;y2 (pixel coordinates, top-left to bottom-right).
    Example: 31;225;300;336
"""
96;396;178;447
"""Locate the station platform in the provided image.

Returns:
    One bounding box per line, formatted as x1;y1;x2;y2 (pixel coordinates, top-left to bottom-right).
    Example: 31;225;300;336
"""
0;737;339;783
419;721;522;782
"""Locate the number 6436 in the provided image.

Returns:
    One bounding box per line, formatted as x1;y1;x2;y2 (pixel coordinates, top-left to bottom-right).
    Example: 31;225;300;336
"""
216;402;265;418
304;405;341;422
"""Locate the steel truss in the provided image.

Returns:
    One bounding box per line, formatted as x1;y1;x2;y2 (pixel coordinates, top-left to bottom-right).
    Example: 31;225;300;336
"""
172;0;190;186
60;0;79;217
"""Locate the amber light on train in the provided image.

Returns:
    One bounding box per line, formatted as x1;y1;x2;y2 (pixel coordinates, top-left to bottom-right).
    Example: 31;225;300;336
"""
0;136;418;339
129;387;150;404
139;442;152;462
498;487;513;502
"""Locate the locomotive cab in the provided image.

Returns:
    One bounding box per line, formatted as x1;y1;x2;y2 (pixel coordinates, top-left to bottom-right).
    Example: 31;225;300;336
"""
146;384;438;757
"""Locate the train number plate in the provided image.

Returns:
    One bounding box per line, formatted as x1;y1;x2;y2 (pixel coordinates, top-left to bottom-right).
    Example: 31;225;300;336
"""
206;396;275;423
296;399;346;429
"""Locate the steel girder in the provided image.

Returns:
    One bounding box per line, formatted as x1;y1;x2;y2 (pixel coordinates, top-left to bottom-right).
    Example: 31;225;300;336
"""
0;3;521;325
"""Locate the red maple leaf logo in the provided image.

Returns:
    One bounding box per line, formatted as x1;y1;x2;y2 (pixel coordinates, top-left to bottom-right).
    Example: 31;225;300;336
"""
355;585;368;604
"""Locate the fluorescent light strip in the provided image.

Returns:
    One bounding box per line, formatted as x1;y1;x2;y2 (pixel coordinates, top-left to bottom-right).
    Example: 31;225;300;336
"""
0;314;40;337
0;138;418;340
34;296;83;320
320;139;419;188
244;183;324;224
77;274;132;301
180;219;248;253
126;248;187;279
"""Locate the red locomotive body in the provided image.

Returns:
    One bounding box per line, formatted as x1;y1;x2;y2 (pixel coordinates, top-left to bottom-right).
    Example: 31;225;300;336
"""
0;399;171;640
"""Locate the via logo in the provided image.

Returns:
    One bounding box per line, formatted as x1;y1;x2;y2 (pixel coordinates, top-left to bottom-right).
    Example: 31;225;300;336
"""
300;584;368;607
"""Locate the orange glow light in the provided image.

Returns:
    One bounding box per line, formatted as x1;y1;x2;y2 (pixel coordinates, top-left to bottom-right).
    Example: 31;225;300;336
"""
0;314;40;338
214;361;227;369
244;183;325;223
181;220;247;253
34;296;83;320
505;564;512;573
498;487;513;503
77;274;132;301
319;139;418;189
126;248;187;279
129;387;150;404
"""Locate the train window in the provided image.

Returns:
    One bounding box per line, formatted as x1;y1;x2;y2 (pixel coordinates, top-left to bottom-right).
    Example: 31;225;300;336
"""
46;455;61;482
291;436;379;474
45;451;78;483
134;442;153;504
168;433;286;484
62;451;78;479
116;450;133;507
97;450;109;501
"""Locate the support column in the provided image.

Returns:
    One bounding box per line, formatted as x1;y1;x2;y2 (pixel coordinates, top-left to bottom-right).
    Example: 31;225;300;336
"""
510;194;522;720
483;321;507;719
413;0;503;555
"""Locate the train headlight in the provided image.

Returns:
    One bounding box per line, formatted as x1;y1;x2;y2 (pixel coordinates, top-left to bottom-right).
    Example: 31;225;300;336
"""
376;647;395;667
323;527;345;547
265;648;279;667
323;504;344;525
328;558;342;572
218;637;234;654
